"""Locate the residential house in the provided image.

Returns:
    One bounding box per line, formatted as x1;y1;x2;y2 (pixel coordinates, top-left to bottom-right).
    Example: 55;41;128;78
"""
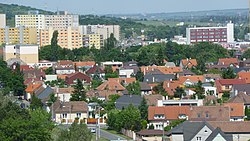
179;75;204;86
157;99;204;106
180;58;198;69
224;103;245;121
108;78;136;86
37;60;56;69
165;62;176;67
136;130;168;141
25;83;43;100
189;106;230;121
85;65;105;78
73;61;95;72
218;58;239;67
115;95;142;110
65;72;91;85
45;75;58;82
119;68;134;78
231;84;250;96
215;79;246;98
234;67;250;74
179;69;195;76
96;79;126;93
140;66;182;75
202;82;217;96
143;69;175;83
53;87;74;102
123;61;139;74
86;90;122;101
163;80;183;97
54;101;88;124
228;92;250;108
203;74;221;83
101;61;123;71
168;121;234;141
239;58;250;68
144;94;163;106
6;58;26;66
148;106;191;130
140;82;152;95
184;88;196;96
23;69;46;81
238;72;250;84
55;60;75;74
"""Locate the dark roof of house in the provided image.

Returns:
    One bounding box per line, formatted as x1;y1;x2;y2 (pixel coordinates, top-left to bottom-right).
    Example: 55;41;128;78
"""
233;84;250;94
208;121;250;133
139;82;151;91
123;61;138;67
143;73;175;83
54;101;88;113
37;86;54;101
115;95;143;110
234;67;250;74
171;121;214;141
23;69;46;80
205;128;233;141
228;92;250;105
86;65;105;74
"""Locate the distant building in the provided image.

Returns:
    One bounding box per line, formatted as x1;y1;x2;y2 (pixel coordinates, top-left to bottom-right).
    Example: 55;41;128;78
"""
0;26;37;45
82;34;104;49
3;44;39;65
186;22;234;44
0;14;6;28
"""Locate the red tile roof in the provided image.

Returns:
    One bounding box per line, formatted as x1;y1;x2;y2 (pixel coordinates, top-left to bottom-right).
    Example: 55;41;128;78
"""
73;61;95;67
179;75;204;84
163;80;183;96
181;59;198;68
218;58;238;66
238;72;250;84
96;80;126;91
108;78;136;85
140;66;182;75
25;83;43;94
224;103;245;117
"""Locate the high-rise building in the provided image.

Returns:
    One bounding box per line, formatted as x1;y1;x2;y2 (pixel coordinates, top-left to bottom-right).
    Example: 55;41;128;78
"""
3;44;39;65
82;34;104;49
0;14;6;28
39;27;82;49
80;25;120;40
186;22;234;44
0;26;37;45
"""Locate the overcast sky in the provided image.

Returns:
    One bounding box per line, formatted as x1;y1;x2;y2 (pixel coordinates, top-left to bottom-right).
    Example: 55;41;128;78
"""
0;0;248;14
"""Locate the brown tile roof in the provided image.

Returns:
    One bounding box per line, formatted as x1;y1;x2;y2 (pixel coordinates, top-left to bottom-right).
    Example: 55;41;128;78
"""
86;65;105;74
57;74;68;80
228;92;250;105
57;60;74;66
179;75;204;84
148;106;191;121
24;78;43;86
215;79;246;93
25;83;43;93
96;80;126;91
108;78;136;85
53;87;74;94
140;66;182;75
224;103;245;117
163;80;183;96
203;74;221;80
218;58;238;66
189;106;230;121
181;59;198;68
73;61;95;67
208;121;250;133
238;72;250;84
86;90;122;100
144;94;163;106
23;69;46;80
54;101;88;113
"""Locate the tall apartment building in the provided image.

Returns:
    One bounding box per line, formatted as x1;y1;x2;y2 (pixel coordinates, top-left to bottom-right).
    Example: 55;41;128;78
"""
0;14;6;28
80;25;120;40
186;22;234;44
40;27;82;49
0;26;37;45
3;44;39;65
82;34;104;49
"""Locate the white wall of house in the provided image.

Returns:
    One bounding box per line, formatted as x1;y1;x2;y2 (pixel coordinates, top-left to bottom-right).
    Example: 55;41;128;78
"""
57;93;71;102
212;133;227;141
150;121;170;130
45;75;58;81
232;134;250;141
230;117;244;121
204;86;217;96
185;89;196;96
119;69;134;78
141;90;152;95
172;134;184;141
191;125;212;141
56;69;75;74
55;112;88;124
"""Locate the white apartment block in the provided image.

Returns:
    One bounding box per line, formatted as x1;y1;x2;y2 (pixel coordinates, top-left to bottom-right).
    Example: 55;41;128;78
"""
80;25;120;40
3;44;39;65
0;14;6;28
186;22;234;44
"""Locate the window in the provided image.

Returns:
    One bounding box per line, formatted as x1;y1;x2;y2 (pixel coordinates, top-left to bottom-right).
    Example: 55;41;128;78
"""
76;113;81;118
197;113;201;118
206;113;209;118
196;137;202;141
62;113;67;118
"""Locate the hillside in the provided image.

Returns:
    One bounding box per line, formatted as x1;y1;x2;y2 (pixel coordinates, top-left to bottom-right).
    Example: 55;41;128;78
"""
0;3;54;26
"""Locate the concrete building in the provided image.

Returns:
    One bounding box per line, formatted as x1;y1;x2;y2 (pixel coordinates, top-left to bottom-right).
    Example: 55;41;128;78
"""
3;44;39;65
39;27;82;49
80;25;120;40
82;34;104;49
186;22;234;44
0;14;6;28
0;26;37;45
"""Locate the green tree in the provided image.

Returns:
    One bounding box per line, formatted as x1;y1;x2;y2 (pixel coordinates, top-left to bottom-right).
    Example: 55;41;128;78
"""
105;33;117;50
47;93;57;107
104;94;120;111
57;123;92;141
153;82;168;96
138;97;148;120
126;81;141;95
70;79;86;101
135;69;144;82
30;95;43;110
51;30;59;61
193;80;205;99
222;67;236;79
45;67;54;75
174;87;186;98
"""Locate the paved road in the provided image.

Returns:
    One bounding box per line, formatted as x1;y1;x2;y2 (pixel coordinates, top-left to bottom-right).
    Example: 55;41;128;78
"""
99;128;127;141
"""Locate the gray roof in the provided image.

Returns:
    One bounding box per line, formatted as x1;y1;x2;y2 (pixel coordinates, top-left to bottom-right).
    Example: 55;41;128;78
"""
6;58;27;66
143;73;175;83
139;82;151;91
171;121;214;141
205;128;233;141
115;95;143;110
37;86;54;100
233;84;250;94
234;67;250;74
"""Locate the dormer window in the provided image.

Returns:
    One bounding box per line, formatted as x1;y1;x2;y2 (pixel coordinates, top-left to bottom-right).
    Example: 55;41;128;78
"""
206;113;209;118
154;114;165;119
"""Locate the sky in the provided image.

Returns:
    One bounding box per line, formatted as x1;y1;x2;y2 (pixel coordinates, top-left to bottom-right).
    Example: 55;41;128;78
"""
0;0;248;15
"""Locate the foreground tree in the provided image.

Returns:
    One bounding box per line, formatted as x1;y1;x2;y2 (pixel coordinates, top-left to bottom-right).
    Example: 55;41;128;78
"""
222;67;236;79
70;79;86;101
138;97;148;120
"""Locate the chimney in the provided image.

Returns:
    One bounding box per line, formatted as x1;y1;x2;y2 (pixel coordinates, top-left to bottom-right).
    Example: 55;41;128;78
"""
235;90;238;96
167;82;170;88
153;77;155;82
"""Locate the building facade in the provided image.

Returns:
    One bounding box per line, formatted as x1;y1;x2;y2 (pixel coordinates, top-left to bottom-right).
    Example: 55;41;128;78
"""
3;44;39;65
82;34;104;49
186;22;234;44
39;27;82;49
0;14;6;28
0;26;37;45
